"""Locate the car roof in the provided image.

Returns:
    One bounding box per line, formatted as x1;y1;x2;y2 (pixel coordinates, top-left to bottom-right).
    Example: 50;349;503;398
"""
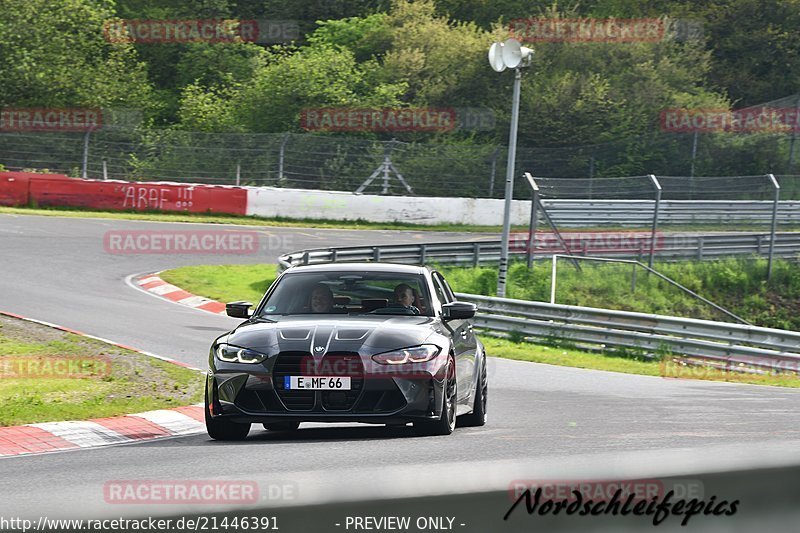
284;262;431;275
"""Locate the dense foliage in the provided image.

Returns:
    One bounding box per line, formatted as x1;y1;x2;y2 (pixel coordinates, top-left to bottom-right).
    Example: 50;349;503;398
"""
2;0;799;180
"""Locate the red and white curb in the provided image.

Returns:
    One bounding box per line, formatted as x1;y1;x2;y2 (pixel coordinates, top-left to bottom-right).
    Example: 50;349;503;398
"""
135;273;227;315
0;310;207;457
0;310;200;371
0;405;205;457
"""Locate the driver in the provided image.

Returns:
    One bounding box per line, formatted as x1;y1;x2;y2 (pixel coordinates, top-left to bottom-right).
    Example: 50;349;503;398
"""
393;283;420;315
310;283;334;313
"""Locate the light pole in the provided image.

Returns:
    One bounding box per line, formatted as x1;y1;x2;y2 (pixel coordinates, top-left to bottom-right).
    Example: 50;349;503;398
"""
488;39;533;297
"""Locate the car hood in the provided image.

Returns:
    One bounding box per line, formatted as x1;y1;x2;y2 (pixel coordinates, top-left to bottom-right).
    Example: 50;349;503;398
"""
220;315;446;356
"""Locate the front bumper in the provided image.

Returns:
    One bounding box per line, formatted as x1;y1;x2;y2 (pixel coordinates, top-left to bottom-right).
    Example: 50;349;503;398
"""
207;355;447;425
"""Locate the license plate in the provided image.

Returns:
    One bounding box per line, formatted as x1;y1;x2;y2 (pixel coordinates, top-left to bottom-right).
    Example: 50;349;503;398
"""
285;376;351;390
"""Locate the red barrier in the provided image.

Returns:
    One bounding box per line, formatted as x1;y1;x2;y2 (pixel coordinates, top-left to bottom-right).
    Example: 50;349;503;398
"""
0;175;30;206
11;174;247;215
0;172;71;206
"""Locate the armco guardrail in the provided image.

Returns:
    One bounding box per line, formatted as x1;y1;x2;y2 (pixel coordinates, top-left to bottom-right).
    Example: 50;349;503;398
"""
278;238;800;368
279;232;800;269
457;293;800;371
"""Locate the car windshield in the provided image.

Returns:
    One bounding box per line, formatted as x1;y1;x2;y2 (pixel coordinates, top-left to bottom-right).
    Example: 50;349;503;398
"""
257;271;432;317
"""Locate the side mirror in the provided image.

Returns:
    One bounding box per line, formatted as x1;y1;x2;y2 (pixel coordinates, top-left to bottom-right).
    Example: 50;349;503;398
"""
442;301;477;321
226;301;253;319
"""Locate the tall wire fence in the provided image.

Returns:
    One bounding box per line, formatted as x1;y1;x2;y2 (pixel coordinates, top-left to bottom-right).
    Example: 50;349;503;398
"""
1;95;799;199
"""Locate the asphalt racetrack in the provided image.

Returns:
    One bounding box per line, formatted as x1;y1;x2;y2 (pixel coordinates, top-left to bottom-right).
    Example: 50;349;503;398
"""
2;213;800;531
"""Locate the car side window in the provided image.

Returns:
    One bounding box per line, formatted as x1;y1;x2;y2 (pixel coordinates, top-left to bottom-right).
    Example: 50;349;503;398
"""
437;274;456;301
431;273;452;306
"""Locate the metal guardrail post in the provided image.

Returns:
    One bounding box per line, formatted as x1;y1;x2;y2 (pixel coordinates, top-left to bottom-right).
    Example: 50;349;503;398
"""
648;174;662;269
373;247;381;262
330;249;338;262
524;173;539;268
768;173;780;280
473;243;481;267
419;244;427;264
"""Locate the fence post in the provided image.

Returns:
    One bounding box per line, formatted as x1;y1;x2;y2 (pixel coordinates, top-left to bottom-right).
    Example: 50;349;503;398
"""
767;173;780;280
278;134;289;183
81;128;92;178
789;95;800;171
631;262;637;293
550;255;558;304
648;174;662;269
489;147;499;197
102;158;108;181
236;162;241;186
525;173;539;268
588;156;595;199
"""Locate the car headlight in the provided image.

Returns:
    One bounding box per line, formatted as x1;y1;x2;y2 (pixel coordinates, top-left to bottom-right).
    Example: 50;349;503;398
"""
215;344;268;364
372;344;440;365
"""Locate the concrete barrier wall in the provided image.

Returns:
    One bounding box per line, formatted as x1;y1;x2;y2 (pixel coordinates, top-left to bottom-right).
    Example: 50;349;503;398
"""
5;173;800;227
246;186;532;225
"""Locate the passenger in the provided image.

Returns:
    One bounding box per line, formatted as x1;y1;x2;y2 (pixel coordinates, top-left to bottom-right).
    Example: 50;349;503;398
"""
310;283;334;313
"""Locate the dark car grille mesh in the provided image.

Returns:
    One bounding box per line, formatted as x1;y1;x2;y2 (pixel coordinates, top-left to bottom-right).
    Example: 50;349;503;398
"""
271;351;366;412
320;353;364;411
273;351;316;411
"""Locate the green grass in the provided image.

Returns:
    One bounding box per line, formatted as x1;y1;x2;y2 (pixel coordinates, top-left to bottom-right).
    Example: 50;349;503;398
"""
160;264;279;305
439;256;800;330
0;205;525;233
158;263;800;388
483;337;800;388
0;321;203;426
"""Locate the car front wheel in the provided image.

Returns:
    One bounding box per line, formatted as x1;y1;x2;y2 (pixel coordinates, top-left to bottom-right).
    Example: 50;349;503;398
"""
205;391;251;441
458;355;487;427
415;355;457;436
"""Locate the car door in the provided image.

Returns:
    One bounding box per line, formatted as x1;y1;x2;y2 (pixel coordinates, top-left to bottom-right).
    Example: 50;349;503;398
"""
432;271;474;404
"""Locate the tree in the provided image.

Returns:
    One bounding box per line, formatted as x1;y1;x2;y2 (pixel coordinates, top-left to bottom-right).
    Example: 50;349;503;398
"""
0;0;154;111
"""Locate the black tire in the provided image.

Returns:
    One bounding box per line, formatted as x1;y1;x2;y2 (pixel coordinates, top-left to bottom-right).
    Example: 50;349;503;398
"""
205;391;250;441
415;355;457;436
458;355;487;428
263;422;300;431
